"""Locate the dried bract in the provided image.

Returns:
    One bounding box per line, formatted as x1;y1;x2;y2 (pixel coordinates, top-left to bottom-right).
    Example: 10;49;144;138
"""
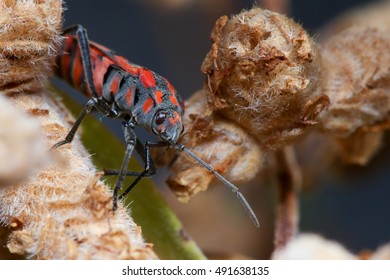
167;89;263;202
202;8;329;149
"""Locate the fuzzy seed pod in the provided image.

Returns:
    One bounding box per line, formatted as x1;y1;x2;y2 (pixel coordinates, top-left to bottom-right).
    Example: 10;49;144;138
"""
202;8;329;149
0;0;62;94
165;89;263;202
318;26;390;164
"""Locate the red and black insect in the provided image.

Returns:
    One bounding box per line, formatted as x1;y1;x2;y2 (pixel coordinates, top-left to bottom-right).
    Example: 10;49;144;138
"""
54;25;259;227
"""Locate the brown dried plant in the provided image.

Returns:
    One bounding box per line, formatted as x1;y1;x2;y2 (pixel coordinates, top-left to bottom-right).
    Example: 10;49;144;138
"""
318;12;390;165
166;7;329;250
201;9;329;150
163;5;390;256
166;89;263;202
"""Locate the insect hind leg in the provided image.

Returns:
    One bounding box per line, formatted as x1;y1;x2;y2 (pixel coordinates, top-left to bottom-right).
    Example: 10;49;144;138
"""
62;24;99;99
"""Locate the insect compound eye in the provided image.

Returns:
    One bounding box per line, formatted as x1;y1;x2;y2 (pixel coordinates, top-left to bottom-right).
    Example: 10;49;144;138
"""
155;111;167;125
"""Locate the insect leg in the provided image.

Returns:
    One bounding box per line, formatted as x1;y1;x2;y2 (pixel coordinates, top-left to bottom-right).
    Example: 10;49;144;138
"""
103;139;156;178
112;121;137;211
52;99;96;149
62;24;99;99
118;141;168;200
54;25;119;149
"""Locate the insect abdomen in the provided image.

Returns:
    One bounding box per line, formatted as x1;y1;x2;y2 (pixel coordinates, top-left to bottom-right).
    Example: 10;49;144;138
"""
56;35;114;98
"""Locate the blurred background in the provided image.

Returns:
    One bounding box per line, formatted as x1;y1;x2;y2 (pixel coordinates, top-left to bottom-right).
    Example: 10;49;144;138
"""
55;0;390;259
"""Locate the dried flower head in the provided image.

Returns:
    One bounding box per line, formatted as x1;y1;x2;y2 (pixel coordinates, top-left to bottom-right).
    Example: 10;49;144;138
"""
166;89;263;202
319;27;390;136
0;0;62;94
318;26;390;164
202;8;329;149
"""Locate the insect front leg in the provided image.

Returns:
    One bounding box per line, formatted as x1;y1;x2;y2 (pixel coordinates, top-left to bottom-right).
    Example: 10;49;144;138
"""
103;139;156;178
52;98;96;149
118;141;169;200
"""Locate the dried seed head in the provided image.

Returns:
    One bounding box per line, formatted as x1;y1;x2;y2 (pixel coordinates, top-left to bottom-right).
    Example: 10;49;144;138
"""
319;27;390;136
318;26;390;164
202;8;329;149
0;0;62;94
166;89;263;202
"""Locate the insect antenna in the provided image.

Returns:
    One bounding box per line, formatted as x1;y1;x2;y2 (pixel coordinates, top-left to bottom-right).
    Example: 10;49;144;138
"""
175;143;260;228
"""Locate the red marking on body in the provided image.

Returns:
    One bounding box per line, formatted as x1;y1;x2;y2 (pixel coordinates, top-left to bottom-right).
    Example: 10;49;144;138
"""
140;68;156;88
110;74;121;94
72;49;83;88
89;41;140;76
165;80;180;107
155;90;163;104
115;56;140;76
88;48;113;97
169;94;179;107
169;111;180;125
143;97;154;113
125;86;134;107
166;80;175;94
89;41;110;52
60;36;74;83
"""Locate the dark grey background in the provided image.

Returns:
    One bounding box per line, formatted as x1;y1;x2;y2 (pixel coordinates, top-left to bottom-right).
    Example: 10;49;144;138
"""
56;0;390;255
